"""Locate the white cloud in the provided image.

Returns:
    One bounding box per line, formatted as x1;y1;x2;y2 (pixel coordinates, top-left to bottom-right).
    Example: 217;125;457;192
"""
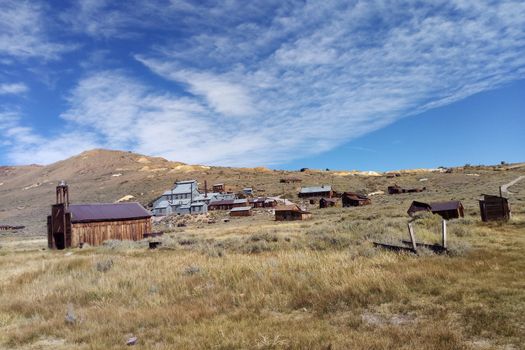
0;109;99;164
135;57;256;117
1;0;525;166
0;1;72;60
0;83;28;95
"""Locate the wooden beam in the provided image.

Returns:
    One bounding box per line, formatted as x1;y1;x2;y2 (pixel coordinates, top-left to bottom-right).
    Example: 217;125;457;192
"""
442;220;447;249
407;223;417;253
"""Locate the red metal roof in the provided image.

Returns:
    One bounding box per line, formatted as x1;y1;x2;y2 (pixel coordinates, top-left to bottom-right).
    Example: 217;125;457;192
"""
68;203;151;223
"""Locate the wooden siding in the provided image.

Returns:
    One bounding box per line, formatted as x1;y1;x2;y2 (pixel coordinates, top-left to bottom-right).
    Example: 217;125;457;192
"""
275;211;311;221
479;196;510;222
71;218;151;247
230;210;252;217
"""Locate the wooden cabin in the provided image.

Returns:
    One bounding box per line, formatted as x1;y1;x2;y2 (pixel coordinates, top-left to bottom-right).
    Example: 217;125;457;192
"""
479;194;510;222
274;204;311;221
230;206;252;217
319;198;338;208
212;183;225;193
280;177;302;183
407;200;464;220
249;197;277;208
388;185;426;194
298;185;333;198
47;182;152;249
341;192;371;207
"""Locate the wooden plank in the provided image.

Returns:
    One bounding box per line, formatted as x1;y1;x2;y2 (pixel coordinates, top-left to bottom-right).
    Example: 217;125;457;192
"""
407;223;417;253
401;241;447;253
442;220;447;249
373;242;417;253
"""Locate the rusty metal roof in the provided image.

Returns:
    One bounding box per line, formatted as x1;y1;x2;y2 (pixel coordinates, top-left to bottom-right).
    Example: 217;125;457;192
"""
69;203;151;223
430;201;462;212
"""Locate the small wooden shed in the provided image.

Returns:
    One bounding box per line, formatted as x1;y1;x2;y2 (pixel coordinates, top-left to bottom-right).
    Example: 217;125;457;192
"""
479;194;510;222
47;183;152;249
407;200;464;220
319;198;338;208
212;183;225;193
341;192;371;207
274;204;311;221
388;185;426;194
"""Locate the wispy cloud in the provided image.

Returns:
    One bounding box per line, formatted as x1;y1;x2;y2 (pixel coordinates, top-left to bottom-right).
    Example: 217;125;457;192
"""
1;0;525;165
0;1;73;60
0;83;28;95
0;109;99;165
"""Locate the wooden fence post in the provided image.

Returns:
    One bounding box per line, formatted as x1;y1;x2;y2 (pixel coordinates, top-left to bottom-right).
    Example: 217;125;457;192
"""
407;223;417;253
442;220;447;249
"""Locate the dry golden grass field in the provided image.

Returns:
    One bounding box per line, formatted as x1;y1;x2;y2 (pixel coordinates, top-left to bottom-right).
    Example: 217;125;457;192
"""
0;151;524;349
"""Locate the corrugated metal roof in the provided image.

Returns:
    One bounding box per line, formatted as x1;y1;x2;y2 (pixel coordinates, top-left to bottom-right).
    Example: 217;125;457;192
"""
234;199;248;204
209;199;234;206
230;206;252;212
299;185;332;194
69;203;151;223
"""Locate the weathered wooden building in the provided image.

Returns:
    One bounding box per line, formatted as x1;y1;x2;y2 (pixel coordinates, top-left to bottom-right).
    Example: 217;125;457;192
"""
212;183;225;193
47;182;152;249
249;197;277;208
298;185;333;199
230;206;253;217
479;194;510;222
280;177;302;183
341;192;371;207
407;200;464;220
208;198;248;211
274;204;311;221
319;198;338;208
388;185;426;194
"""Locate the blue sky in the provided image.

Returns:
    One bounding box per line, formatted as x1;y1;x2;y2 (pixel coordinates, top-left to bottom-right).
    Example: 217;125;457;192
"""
0;1;524;170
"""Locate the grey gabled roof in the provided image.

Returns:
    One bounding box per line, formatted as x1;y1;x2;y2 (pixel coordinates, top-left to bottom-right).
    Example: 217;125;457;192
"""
230;206;252;212
299;185;332;194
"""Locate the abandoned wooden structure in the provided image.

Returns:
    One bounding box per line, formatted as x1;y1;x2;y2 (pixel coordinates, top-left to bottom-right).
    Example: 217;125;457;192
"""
274;204;311;221
0;225;25;231
212;183;225;193
319;198;338;208
298;185;333;198
47;182;152;249
388;185;426;195
249;197;277;208
407;200;464;220
479;194;510;222
230;206;253;217
208;199;248;211
280;177;302;183
341;192;371;207
374;221;448;255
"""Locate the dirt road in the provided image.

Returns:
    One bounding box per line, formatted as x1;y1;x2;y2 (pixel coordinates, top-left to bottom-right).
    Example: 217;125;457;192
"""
501;175;525;194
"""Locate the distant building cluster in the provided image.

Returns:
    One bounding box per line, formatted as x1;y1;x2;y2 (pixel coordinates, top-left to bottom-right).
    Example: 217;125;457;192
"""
151;180;234;216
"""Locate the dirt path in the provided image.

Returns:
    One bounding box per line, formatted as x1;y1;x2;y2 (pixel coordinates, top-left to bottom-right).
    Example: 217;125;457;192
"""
501;175;525;195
